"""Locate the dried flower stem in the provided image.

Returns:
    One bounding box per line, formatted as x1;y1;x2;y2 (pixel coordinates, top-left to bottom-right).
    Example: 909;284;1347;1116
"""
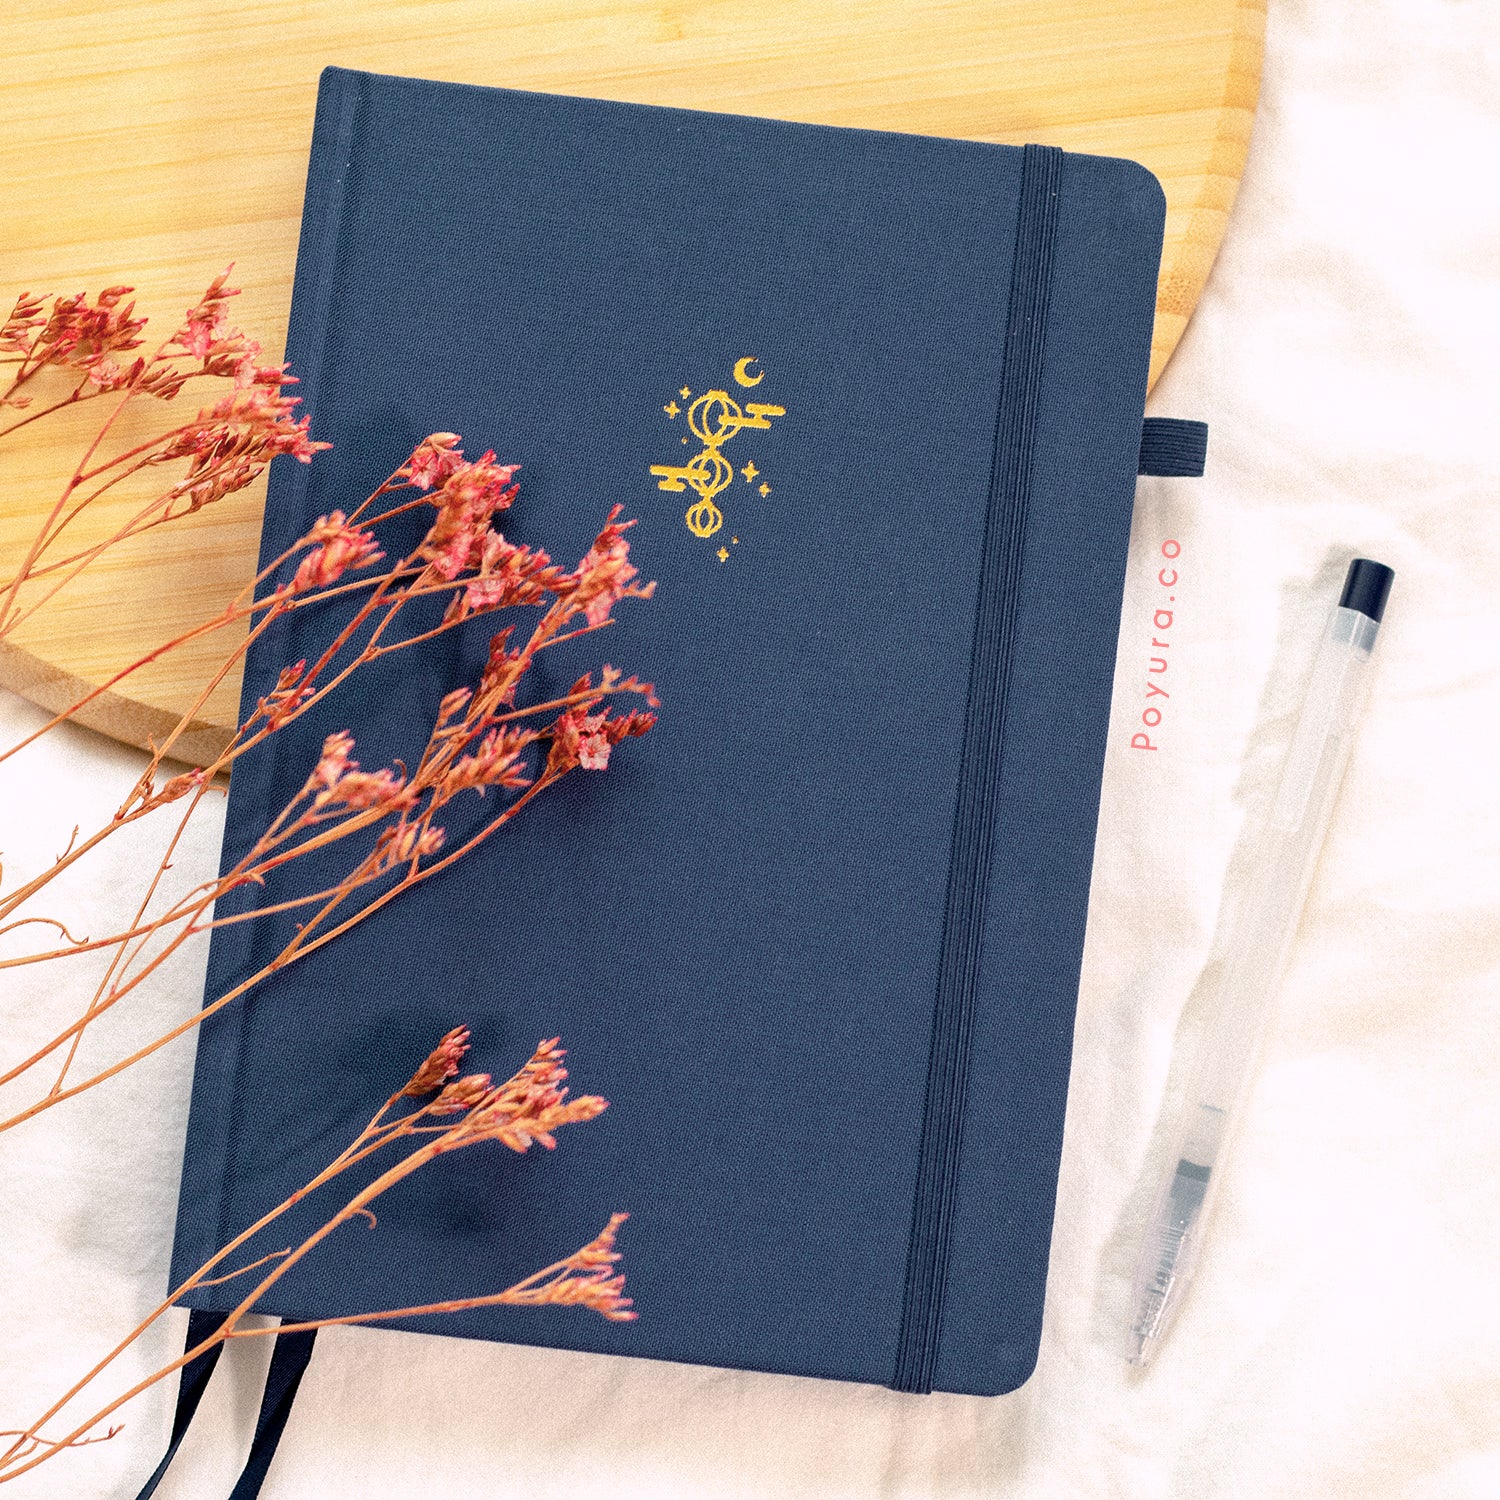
0;1031;632;1486
2;276;653;1492
0;624;654;1128
2;423;655;1124
0;273;324;642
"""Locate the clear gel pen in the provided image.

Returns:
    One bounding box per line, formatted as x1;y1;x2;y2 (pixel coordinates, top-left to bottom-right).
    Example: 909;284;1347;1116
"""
1125;557;1395;1367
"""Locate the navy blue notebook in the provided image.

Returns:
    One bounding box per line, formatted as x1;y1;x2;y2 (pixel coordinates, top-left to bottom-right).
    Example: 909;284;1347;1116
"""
170;67;1165;1397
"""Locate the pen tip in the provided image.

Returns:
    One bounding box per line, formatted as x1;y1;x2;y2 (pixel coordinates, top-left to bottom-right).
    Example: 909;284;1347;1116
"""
1124;1327;1154;1367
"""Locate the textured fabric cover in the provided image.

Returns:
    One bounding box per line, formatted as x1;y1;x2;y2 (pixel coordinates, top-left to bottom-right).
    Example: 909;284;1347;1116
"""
165;70;1162;1399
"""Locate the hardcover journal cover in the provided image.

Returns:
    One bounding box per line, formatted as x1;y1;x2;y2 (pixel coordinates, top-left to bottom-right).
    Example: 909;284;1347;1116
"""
170;67;1166;1397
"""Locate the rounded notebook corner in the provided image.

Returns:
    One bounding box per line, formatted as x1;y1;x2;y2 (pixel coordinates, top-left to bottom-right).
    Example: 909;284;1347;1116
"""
1114;155;1168;226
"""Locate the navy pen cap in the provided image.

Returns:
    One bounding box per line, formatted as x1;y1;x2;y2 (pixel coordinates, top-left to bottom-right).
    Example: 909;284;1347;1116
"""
1340;559;1395;623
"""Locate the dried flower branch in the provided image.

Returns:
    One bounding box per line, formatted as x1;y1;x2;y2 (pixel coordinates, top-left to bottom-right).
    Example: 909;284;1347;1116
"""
1;428;656;1131
1;275;654;1493
0;1030;631;1486
0;271;323;644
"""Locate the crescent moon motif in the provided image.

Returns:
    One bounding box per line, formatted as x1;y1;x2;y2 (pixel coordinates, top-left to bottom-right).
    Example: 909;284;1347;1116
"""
732;356;764;388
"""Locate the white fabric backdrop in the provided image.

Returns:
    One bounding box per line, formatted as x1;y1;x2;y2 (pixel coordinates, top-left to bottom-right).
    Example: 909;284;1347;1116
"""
2;0;1497;1494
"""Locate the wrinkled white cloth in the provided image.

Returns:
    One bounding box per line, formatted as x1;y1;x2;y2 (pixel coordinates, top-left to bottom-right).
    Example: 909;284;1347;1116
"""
2;1;1498;1495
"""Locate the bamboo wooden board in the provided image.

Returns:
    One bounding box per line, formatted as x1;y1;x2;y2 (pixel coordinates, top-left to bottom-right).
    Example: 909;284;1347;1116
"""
0;0;1263;763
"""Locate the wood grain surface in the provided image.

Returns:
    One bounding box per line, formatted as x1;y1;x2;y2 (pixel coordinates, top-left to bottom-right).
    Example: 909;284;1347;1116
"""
0;0;1264;761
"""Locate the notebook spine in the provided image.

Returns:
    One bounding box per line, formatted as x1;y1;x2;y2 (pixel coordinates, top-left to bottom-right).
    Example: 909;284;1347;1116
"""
172;67;365;1284
891;143;1063;1395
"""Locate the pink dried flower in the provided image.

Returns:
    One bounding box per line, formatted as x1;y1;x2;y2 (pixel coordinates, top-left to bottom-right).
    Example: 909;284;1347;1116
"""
311;730;355;792
444;533;562;623
570;1271;635;1321
578;716;612;771
181;314;220;359
562;506;656;628
487;1091;611;1154
416;446;522;580
256;660;312;730
462;576;510;613
291;511;384;592
1;284;148;400
439;726;538;796
498;1212;636;1321
304;731;413;811
402;432;464;491
1;291;46;356
403;1026;471;1096
547;705;602;774
133;363;189;400
559;1212;636;1321
547;697;656;776
189;385;324;461
41;286;147;369
86;357;125;391
429;1072;494;1115
478;627;528;704
458;1037;610;1154
234;357;294;390
377;821;446;866
170;266;240;360
157;384;328;512
574;1212;629;1269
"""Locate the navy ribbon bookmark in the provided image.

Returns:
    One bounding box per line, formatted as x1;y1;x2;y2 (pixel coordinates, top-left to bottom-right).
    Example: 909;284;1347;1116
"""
133;1308;231;1500
227;1326;318;1500
135;1317;317;1500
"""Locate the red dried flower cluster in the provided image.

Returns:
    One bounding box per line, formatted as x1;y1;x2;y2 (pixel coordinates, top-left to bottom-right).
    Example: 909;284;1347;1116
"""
0;285;146;402
155;384;324;510
403;434;521;578
439;725;539;796
402;1025;472;1096
2;268;308;411
254;660;314;732
290;511;385;592
565;506;651;629
405;1033;608;1149
0;270;327;641
183;432;662;877
396;1032;632;1318
548;674;656;775
0;1023;634;1486
545;1211;635;1322
304;729;411;813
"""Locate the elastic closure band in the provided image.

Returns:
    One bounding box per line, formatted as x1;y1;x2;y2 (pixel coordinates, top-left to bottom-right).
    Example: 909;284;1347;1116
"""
1137;417;1208;476
892;142;1063;1395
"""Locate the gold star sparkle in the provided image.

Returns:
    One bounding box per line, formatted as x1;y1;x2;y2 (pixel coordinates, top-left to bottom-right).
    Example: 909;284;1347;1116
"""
679;386;692;399
758;481;772;497
716;545;729;562
741;461;759;482
663;400;680;418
